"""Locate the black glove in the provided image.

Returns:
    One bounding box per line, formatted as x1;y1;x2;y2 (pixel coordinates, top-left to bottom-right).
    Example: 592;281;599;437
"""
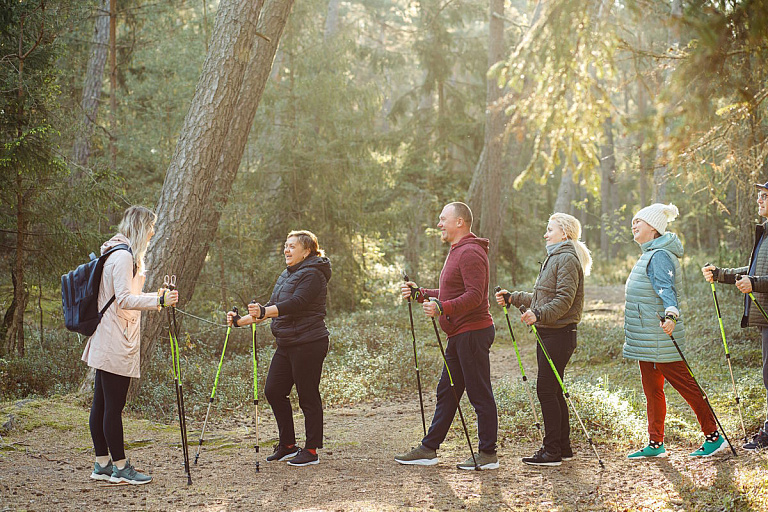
231;306;242;328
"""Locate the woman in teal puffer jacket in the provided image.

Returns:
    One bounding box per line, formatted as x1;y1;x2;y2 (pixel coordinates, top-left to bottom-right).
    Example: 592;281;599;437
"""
624;203;726;459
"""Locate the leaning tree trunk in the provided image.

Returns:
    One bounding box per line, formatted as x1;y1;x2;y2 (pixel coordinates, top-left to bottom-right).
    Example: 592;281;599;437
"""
134;0;264;394
554;166;576;214
72;0;110;168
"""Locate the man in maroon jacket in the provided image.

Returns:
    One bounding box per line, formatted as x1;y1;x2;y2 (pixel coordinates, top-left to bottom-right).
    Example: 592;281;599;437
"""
395;202;499;470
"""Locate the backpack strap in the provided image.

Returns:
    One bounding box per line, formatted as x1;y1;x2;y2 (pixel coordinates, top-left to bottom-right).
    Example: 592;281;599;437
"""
99;244;133;316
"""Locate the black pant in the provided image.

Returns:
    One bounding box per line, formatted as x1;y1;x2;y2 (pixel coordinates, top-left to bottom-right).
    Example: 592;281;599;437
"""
422;325;498;453
264;337;329;450
89;369;131;461
536;325;577;456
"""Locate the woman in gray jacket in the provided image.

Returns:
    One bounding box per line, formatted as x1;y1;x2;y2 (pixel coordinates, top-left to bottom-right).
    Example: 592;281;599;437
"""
81;206;178;484
496;213;591;466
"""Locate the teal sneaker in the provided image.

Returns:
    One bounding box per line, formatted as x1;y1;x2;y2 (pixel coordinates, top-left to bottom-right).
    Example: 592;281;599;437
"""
90;460;113;481
689;434;727;457
109;459;152;485
627;443;666;459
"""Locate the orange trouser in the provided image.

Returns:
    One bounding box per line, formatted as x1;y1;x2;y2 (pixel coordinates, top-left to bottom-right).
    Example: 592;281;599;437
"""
639;360;717;443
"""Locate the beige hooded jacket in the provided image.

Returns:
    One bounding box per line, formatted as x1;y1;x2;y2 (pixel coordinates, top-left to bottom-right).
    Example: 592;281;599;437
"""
81;234;159;378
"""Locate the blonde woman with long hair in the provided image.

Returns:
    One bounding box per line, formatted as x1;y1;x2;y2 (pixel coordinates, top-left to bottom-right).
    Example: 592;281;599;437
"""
82;206;178;484
495;212;591;466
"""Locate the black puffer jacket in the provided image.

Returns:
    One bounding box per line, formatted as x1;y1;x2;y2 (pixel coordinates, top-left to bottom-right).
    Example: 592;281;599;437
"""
268;256;332;348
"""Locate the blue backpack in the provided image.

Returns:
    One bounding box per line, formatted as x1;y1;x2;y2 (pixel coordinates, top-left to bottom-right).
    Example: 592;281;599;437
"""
61;244;132;336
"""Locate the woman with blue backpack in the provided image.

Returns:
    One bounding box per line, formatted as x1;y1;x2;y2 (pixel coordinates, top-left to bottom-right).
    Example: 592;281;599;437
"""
81;206;178;484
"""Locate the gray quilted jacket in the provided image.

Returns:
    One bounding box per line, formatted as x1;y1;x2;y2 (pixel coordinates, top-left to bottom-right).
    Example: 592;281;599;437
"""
508;241;584;328
715;221;768;328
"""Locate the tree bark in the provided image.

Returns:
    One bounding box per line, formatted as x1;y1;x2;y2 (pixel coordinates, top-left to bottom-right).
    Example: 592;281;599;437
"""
652;0;682;202
108;0;117;171
472;0;505;287
554;166;576;214
324;0;339;40
136;0;292;392
72;0;109;168
599;116;616;259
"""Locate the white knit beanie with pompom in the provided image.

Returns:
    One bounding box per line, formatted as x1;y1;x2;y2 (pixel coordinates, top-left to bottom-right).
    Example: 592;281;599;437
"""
632;203;679;235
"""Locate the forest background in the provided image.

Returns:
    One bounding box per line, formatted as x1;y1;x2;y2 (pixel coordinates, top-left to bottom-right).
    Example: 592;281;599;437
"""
1;0;768;509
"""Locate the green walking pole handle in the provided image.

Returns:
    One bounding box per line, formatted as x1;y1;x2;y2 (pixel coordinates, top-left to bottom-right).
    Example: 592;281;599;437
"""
251;300;261;472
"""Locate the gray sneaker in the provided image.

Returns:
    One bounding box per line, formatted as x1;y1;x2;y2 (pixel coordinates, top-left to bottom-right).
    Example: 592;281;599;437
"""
457;451;499;470
109;459;152;485
394;444;438;466
90;460;113;481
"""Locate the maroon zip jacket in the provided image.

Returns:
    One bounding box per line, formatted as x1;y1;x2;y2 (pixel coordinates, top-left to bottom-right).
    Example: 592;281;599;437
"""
421;233;494;338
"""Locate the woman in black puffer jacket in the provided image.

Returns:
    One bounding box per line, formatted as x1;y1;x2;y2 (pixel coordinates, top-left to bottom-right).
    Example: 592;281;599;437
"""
228;230;331;467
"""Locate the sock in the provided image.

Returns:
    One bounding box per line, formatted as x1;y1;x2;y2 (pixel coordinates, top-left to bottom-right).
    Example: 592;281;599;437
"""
95;456;111;467
114;459;127;470
705;431;720;443
306;448;317;455
649;440;662;449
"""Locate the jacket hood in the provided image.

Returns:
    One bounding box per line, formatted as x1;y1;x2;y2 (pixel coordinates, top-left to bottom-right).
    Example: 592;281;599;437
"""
101;234;131;255
288;255;332;281
641;232;683;258
452;233;490;254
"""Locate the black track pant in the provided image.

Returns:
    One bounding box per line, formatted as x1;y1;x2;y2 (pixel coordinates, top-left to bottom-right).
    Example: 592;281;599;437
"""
536;325;577;457
264;337;329;450
89;369;131;461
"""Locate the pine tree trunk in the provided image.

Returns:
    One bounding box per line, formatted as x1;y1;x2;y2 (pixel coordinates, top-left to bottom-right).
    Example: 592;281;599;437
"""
135;0;293;394
134;0;265;395
475;0;505;287
72;0;109;168
600;117;616;259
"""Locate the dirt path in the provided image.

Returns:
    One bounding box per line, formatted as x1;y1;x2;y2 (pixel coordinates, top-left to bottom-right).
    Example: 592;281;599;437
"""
1;286;766;511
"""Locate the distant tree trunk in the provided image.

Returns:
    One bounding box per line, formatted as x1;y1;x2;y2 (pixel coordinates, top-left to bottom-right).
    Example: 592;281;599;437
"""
72;0;109;168
470;0;505;287
636;60;651;208
324;0;339;39
652;0;682;202
554;166;576;214
108;0;117;171
136;0;292;392
405;196;423;282
600;116;616;259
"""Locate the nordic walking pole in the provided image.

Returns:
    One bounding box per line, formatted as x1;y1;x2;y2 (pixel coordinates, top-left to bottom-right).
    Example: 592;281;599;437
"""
519;306;605;468
194;308;235;464
251;300;261;473
495;287;542;442
166;275;192;485
706;265;747;440
656;313;737;456
427;298;479;470
737;274;768;323
403;273;427;437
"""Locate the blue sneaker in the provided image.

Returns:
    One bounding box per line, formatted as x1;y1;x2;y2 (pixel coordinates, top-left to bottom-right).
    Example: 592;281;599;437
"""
109;459;152;485
627;443;666;459
689;434;727;457
90;460;113;481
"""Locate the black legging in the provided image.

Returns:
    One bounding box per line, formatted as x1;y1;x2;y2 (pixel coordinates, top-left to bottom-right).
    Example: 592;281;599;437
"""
89;369;131;461
536;325;577;457
264;337;329;450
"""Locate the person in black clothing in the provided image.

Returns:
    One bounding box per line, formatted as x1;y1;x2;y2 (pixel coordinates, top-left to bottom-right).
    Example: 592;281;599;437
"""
227;230;331;467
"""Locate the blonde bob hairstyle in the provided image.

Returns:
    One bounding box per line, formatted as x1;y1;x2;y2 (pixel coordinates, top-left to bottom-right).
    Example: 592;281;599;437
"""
117;206;157;275
548;212;592;277
287;230;325;258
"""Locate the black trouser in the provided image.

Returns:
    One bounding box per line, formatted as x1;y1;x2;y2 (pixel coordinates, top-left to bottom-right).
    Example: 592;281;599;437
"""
536;324;577;457
89;369;131;461
264;337;329;450
422;325;498;454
